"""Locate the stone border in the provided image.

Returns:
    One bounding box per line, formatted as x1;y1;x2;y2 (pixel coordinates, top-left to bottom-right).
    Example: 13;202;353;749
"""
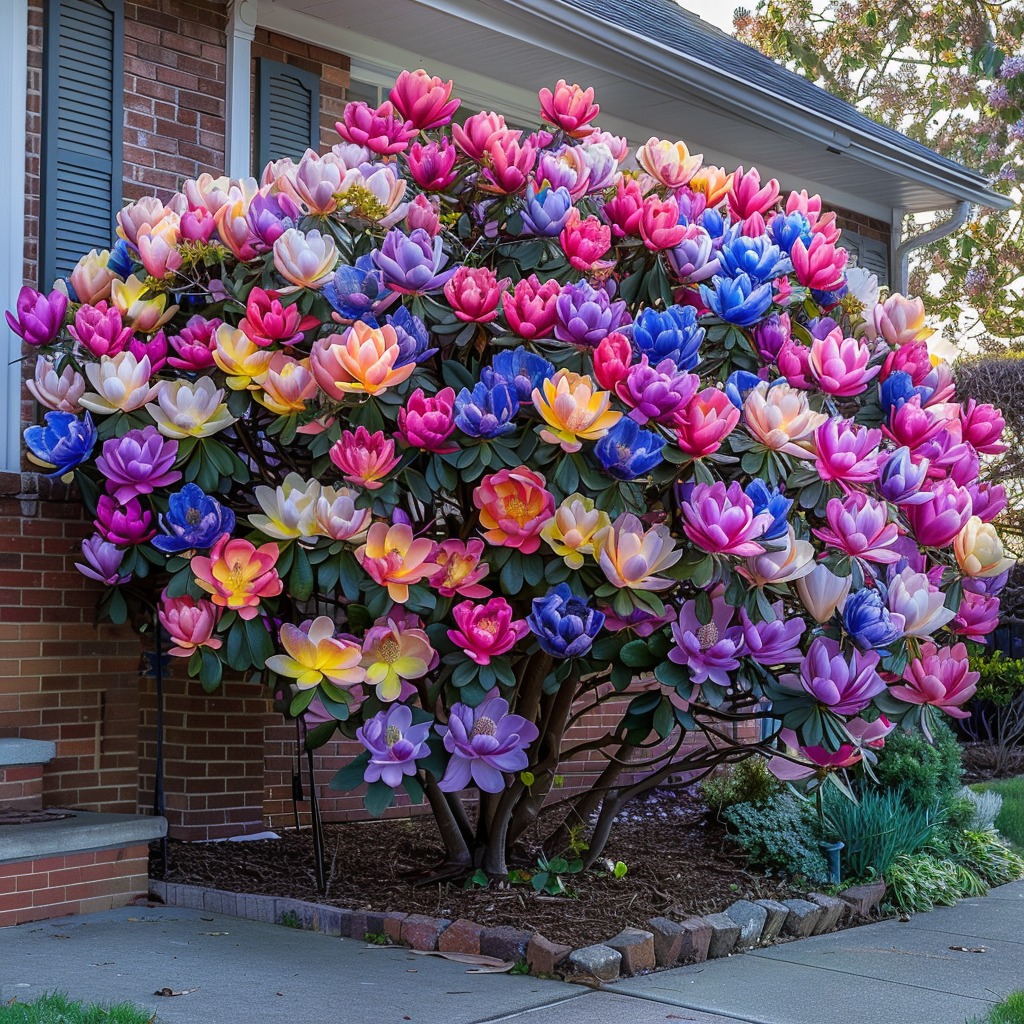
148;878;885;981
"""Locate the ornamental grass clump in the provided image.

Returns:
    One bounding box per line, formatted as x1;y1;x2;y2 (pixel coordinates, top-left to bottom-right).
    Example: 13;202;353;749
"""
12;69;1013;875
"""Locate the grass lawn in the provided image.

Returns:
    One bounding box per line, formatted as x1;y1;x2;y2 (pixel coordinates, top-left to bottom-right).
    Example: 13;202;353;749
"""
968;991;1024;1024
0;993;153;1024
971;777;1024;852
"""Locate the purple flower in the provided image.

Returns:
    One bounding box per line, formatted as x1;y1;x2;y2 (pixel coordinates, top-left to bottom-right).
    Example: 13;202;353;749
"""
387;306;437;367
437;694;539;793
668;227;720;283
372;228;456;294
95;427;180;505
94;495;155;546
619;357;700;426
6;286;68;347
356;704;432;788
740;605;804;666
246;190;301;250
669;591;744;687
779;637;885;716
74;535;132;585
324;254;398;323
521;184;574;236
554;281;630;346
878;447;930;506
752;312;790;363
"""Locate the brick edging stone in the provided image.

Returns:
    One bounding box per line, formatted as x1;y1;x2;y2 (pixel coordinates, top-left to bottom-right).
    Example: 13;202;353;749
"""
148;877;885;982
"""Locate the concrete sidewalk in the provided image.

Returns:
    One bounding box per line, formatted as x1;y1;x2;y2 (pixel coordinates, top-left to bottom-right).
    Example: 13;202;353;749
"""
2;882;1022;1024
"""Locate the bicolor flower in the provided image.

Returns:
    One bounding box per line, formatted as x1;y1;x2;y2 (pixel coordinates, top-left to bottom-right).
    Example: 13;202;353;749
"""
310;322;414;399
670;590;744;686
110;275;177;333
599;513;681;591
474;466;555;554
267;615;365;690
743;382;827;459
272;227;338;289
521;184;573;236
360;618;434;702
739;526;815;587
681;481;770;558
842;587;904;655
862;293;933;347
153;483;235;554
212;325;274;390
249;473;321;540
808;328;878;397
540;493;611;569
79;352;161;415
637;137;702;188
744;480;792;541
429;539;491;599
532;369;621;452
147;377;236;438
813;493;901;565
885;566;955;638
355;522;439;603
954;516;1016;578
877;447;930;505
191;534;282;620
27;356;85;413
357;704;432;788
24;411;96;478
329;426;401;490
70;250;120;305
255;353;317;415
813;419;883;487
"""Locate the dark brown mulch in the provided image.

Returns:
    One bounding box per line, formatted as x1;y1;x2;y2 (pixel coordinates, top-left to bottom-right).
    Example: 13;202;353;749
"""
961;742;1024;784
153;787;793;948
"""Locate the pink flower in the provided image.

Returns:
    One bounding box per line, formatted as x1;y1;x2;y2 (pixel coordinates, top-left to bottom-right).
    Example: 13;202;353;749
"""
863;294;932;347
355;522;439;604
69;303;134;358
813;493;901;564
329;426;401;490
407;138;459;192
240;287;318;348
813;419;883;487
389;69;460;130
559;210;612;271
681;481;771;557
443;265;509;323
396;387;458;453
447;598;528;665
727;166;780;220
474;466;555;554
675;387;740;458
538;80;600;137
639;195;686;251
168;315;221;372
158;593;222;657
603;178;644;238
781;637;886;716
481;135;536;195
883;396;946;452
791;234;848;292
952;590;1000;640
192;534;283;620
777;339;813;389
906;479;973;548
452;111;511;161
94;495;155;546
592;331;633;392
430;539;492;599
405;193;441;236
808;328;878;396
960;399;1006;454
336;100;416;155
502;274;560;339
890;642;979;719
180;206;216;242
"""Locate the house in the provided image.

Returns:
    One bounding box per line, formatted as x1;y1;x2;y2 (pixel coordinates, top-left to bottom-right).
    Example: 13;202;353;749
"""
0;0;1010;916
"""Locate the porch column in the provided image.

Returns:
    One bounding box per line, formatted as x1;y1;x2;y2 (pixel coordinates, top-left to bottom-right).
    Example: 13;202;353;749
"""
225;0;259;179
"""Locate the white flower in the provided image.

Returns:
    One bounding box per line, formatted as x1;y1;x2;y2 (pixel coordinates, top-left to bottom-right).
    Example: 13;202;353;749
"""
147;376;236;438
79;352;161;414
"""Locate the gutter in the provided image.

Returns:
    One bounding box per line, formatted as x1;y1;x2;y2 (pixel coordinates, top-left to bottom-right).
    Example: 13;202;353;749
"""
427;0;1013;212
893;200;971;293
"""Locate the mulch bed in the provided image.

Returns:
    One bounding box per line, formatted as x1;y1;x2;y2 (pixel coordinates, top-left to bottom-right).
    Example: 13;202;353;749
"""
152;787;793;948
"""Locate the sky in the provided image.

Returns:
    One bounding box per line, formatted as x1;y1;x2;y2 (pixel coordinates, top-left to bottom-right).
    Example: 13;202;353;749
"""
675;1;738;32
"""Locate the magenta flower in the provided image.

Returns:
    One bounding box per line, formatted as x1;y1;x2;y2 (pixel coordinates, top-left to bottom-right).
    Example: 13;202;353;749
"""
437;693;539;793
681;481;771;557
890;642;979;719
502;274;561;340
616;357;700;426
808;327;878;397
396;386;458;453
336;100;417;155
740;604;805;666
883;396;946;451
74;534;132;585
94;495;155;546
968;481;1008;524
779;637;885;716
669;590;744;686
951;590;1000;641
429;539;491;599
813;493;901;565
127;330;168;373
168;315;221;372
790;234;848;292
356;704;432;788
390;70;460;130
328;426;401;490
6;286;67;347
443;265;508;323
447;598;529;665
813;419;883;487
69;302;133;358
906;479;973;548
959;399;1006;455
95;427;180;504
407;138;459;192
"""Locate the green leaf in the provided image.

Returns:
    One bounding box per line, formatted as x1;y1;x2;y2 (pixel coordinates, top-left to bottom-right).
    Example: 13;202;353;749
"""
329;751;370;791
289;545;314;602
363;781;396;817
199;647;223;692
402;774;424;805
653;699;675;739
289;687;317;716
305;721;338;750
520;770;536;787
620;639;656;668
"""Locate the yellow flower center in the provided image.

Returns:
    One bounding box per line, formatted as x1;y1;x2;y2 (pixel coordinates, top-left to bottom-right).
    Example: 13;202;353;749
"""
504;496;529;520
185;507;202;525
385;724;402;748
226;560;247;591
470;716;497;738
444;559;468;586
697;622;719;651
377;635;401;663
478;617;498;636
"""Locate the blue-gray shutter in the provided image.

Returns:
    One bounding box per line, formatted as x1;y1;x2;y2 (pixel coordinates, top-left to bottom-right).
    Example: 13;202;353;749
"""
256;59;320;175
840;229;890;289
40;0;123;289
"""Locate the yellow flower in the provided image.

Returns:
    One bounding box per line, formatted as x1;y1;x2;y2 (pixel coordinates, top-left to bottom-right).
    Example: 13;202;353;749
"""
110;274;178;333
255;353;317;415
266;615;366;690
354;522;439;604
687;165;734;206
79;352;162;414
532;369;621;453
213;324;274;390
360;619;434;702
147;377;236;438
540;493;611;569
599;512;681;592
954;516;1015;578
249;472;321;540
742;382;827;460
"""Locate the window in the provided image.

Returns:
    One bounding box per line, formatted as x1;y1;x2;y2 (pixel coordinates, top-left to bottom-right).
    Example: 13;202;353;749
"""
255;59;320;175
40;0;123;289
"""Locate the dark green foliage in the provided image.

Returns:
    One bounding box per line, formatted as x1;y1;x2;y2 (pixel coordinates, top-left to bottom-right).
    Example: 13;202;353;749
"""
700;756;780;813
722;793;828;883
871;719;963;810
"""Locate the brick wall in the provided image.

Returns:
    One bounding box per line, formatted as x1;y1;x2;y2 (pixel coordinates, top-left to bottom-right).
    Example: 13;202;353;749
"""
0;764;44;810
0;844;150;927
833;205;891;245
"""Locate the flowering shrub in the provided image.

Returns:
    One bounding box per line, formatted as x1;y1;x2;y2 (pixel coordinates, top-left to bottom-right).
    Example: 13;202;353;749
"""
12;70;1014;874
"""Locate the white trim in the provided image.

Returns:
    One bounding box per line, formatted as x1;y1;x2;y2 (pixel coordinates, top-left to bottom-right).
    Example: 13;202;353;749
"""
226;0;259;179
0;0;28;473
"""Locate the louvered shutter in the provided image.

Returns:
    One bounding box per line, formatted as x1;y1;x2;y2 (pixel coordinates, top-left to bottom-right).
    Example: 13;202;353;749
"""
40;0;123;289
839;229;890;289
255;60;320;175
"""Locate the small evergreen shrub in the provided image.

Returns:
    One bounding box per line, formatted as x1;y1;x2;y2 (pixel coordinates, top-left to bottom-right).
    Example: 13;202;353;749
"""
872;719;963;810
700;756;779;813
961;787;1005;832
723;793;827;882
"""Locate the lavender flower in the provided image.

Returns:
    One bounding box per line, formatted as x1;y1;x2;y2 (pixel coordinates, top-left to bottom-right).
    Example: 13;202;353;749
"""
554;280;630;346
95;427;181;505
74;535;132;585
357;704;432;788
372;227;456;294
669;591;745;687
740;605;805;666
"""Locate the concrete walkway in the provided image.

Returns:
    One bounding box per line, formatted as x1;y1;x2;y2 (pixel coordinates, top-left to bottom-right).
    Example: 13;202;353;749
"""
2;882;1023;1024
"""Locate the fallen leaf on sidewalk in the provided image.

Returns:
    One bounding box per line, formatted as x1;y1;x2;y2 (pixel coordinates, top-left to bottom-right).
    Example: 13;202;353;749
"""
403;949;514;972
949;945;987;953
199;931;229;936
154;988;199;997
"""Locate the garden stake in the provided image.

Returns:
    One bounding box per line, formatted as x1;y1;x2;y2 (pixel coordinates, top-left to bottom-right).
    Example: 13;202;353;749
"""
304;721;327;895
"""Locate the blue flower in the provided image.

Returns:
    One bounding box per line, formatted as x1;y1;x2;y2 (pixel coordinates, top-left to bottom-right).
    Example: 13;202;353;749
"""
842;587;904;655
880;370;933;416
698;207;726;242
718;235;790;285
631;305;704;371
593;418;665;480
520;184;574;237
700;273;774;328
454;381;520;439
527;584;605;658
107;239;135;278
24;411;96;478
725;370;768;410
152;483;236;554
768;211;813;254
484;347;555;402
745;480;792;541
811;282;849;307
324;254;393;323
387;306;437;368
